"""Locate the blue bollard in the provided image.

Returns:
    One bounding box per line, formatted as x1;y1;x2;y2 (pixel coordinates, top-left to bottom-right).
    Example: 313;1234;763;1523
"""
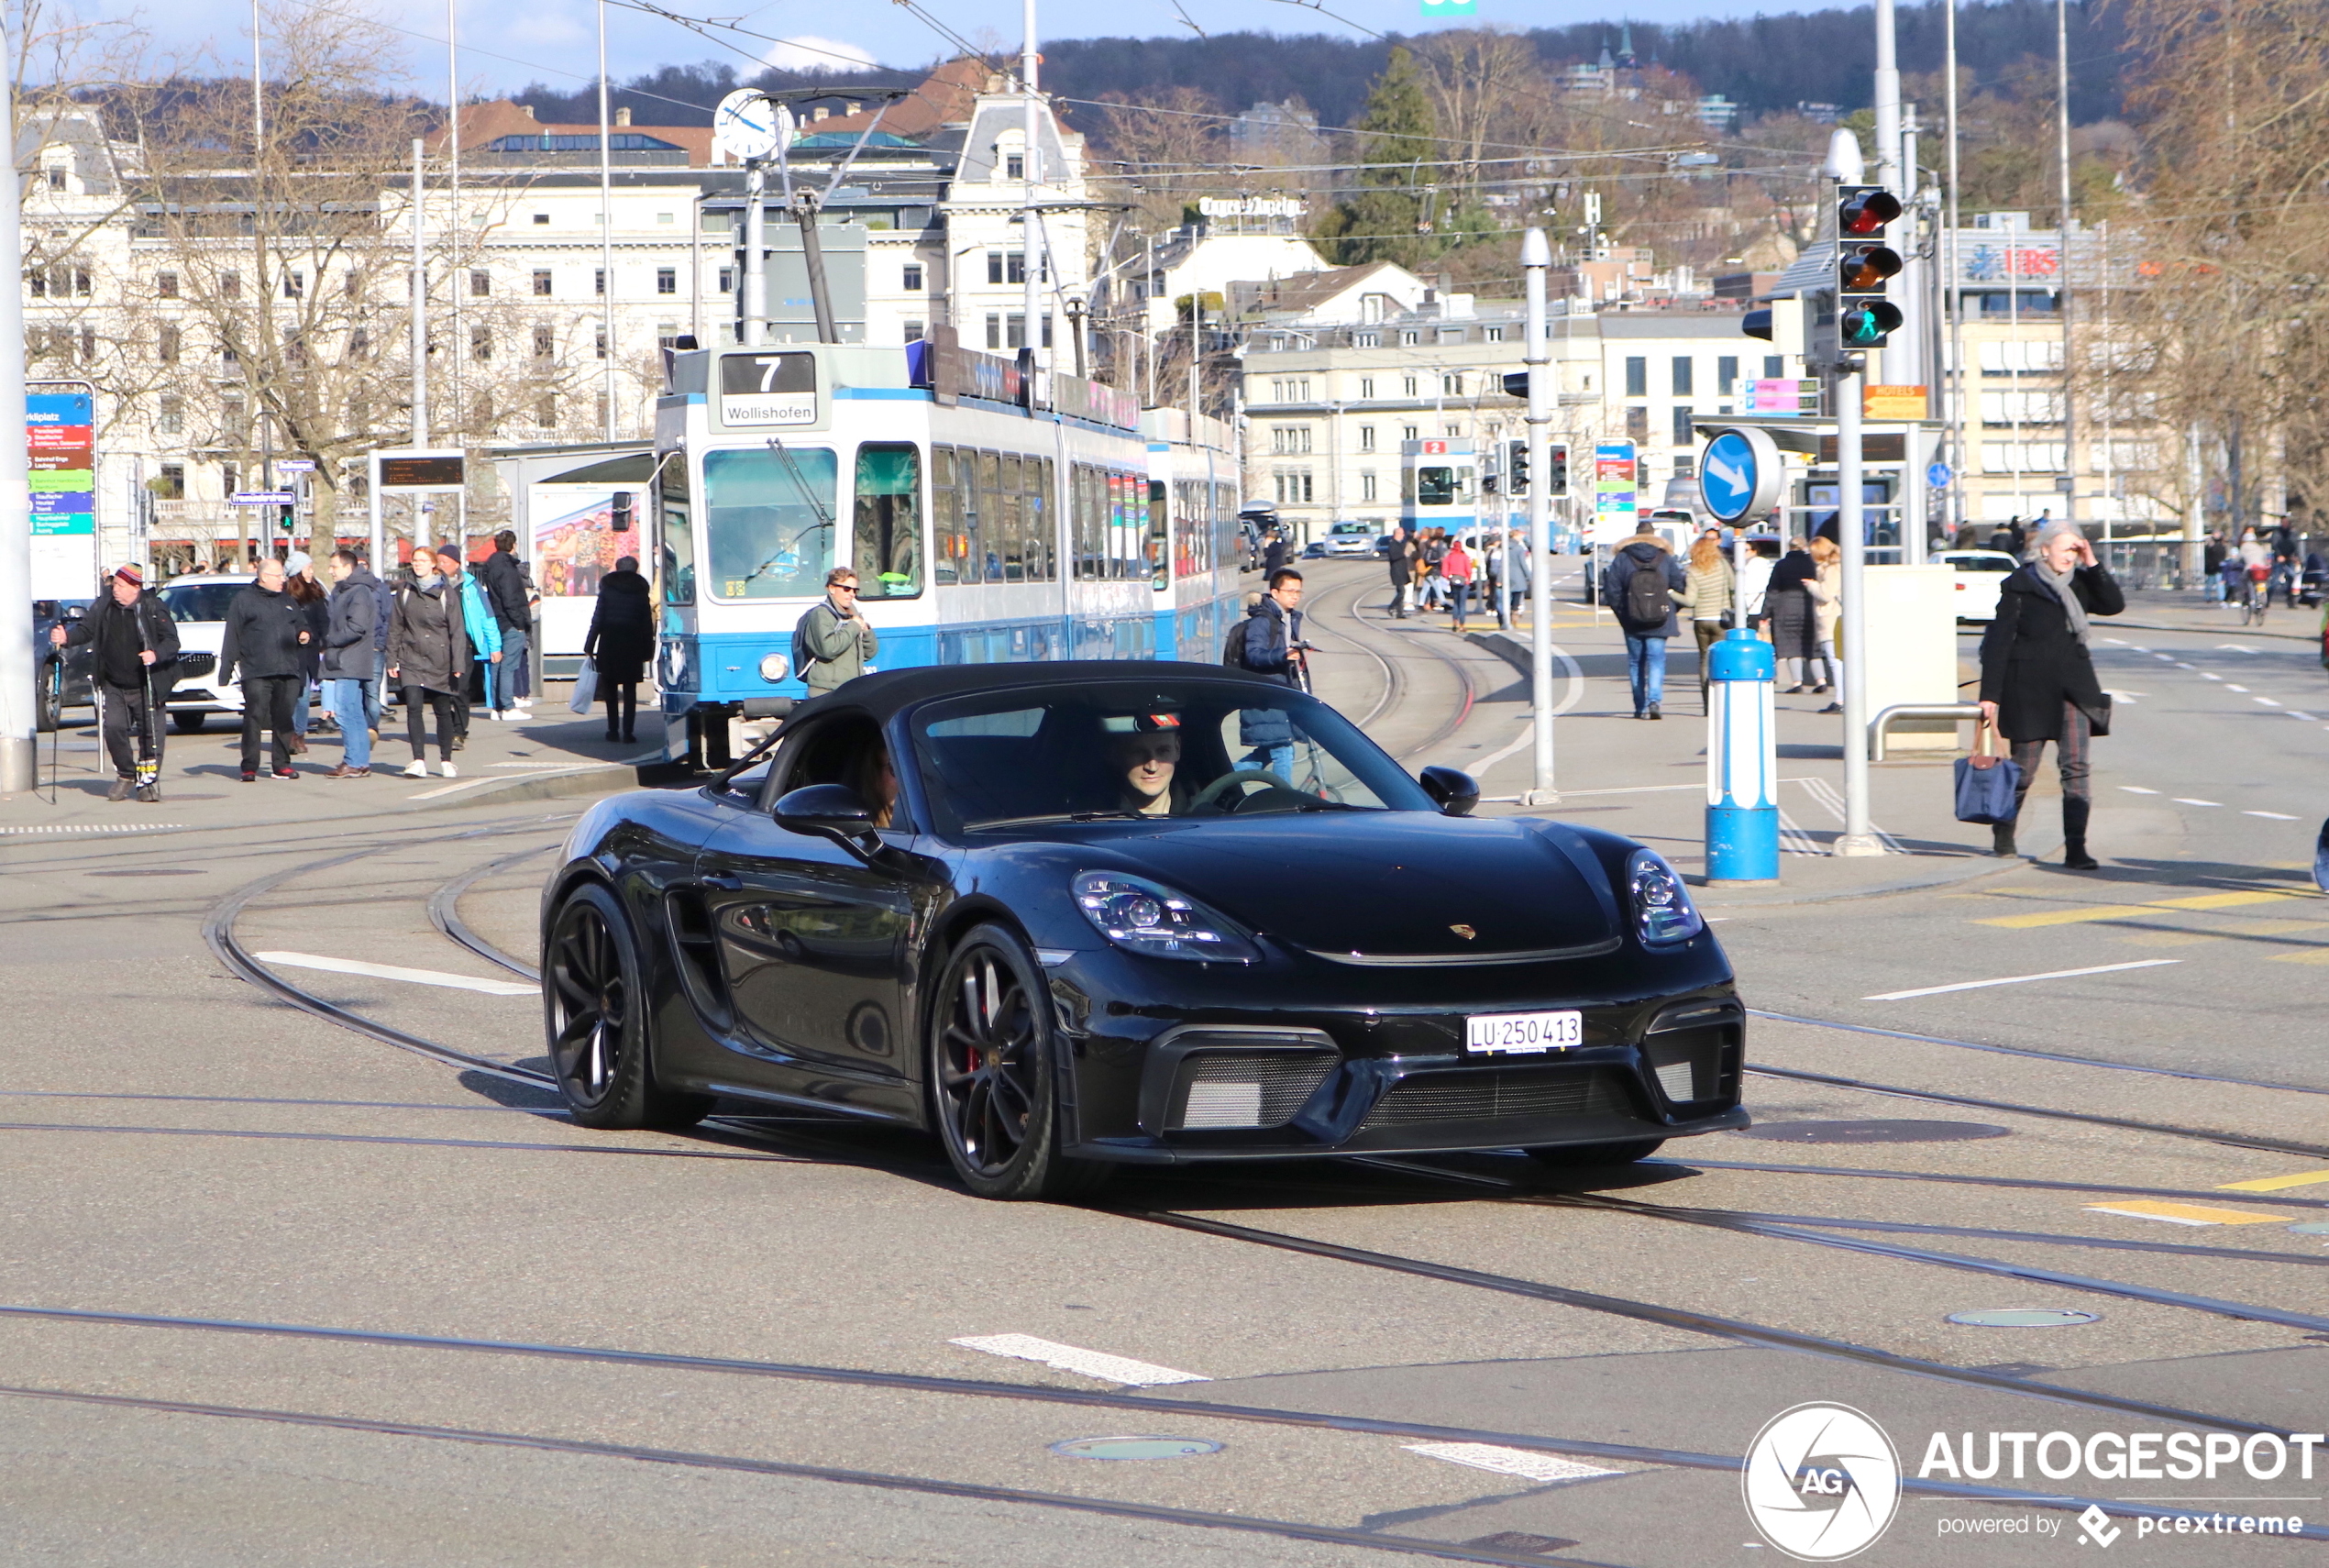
1706;628;1780;884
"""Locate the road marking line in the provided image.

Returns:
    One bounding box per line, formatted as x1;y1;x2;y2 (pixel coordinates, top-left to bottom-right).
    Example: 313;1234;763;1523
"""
2246;811;2302;820
947;1334;1209;1386
2119;786;2159;794
2172;798;2222;807
2226;685;2250;693
1863;959;2180;1000
2219;1170;2329;1193
251;952;538;997
2202;673;2224;681
2287;712;2317;722
2087;1201;2288;1227
2217;644;2257;653
2173;661;2196;668
1404;1442;1619;1484
1977;904;2160;928
1978;889;2303;928
2268;949;2329;965
2256;698;2283;707
0;823;185;834
408;778;501;801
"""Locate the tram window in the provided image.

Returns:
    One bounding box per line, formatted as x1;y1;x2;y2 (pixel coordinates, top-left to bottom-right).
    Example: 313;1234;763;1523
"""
703;446;839;599
1417;466;1461;507
659;456;695;606
1147;480;1168;588
975;450;1002;584
853;443;922;599
1027;457;1054;581
1074;464;1100;580
931;446;960;587
999;453;1026;582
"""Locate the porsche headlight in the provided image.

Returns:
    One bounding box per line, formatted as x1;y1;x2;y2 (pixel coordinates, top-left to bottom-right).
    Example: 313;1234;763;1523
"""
1072;871;1260;963
1627;850;1705;947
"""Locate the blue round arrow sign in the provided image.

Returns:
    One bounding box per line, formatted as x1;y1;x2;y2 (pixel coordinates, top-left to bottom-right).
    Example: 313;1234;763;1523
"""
1698;429;1776;524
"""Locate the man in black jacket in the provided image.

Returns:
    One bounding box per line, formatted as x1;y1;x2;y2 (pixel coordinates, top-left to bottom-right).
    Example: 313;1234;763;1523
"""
1384;524;1416;617
51;565;179;801
475;529;534;719
218;557;313;781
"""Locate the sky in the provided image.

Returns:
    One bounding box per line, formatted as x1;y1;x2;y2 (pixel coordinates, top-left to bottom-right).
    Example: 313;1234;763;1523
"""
72;0;1806;104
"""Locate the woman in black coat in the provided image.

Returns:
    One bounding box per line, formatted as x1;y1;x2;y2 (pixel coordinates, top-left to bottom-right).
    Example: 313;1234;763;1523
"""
1978;522;2125;867
583;556;654;744
1764;540;1820;691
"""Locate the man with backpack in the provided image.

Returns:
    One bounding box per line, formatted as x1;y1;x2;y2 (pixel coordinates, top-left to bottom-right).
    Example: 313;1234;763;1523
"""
1227;569;1308;778
1600;520;1686;720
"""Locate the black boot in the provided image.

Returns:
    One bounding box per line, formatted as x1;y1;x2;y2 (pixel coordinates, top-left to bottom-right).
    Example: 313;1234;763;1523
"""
2062;796;2099;870
1991;820;2018;858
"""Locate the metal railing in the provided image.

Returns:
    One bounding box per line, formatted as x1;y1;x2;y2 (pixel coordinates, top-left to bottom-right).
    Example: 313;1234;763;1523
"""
1870;701;1983;761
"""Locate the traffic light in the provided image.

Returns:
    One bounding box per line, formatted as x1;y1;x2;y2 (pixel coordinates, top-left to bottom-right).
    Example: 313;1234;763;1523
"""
1835;184;1904;349
1547;442;1569;497
1507;438;1529;494
611;491;634;532
277;503;295;535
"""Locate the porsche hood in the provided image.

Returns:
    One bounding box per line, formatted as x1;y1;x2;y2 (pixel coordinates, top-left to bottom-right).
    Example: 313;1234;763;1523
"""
1087;814;1624;963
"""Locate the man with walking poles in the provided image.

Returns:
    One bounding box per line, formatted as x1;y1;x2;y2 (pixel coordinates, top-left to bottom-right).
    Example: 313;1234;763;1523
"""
49;564;177;802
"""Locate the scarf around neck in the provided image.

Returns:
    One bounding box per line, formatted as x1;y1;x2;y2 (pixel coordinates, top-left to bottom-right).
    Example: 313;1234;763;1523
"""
2033;559;2091;646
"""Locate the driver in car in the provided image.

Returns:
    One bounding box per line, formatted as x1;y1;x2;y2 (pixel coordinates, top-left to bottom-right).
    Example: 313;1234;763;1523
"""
1102;713;1185;817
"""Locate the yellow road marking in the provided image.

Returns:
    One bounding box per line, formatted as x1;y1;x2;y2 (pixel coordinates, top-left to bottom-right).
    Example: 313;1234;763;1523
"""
2268;949;2329;965
2086;1201;2289;1226
2219;1170;2329;1193
1979;890;2307;929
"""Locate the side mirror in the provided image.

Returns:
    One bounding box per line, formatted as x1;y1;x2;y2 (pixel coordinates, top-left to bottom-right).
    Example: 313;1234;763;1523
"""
63;604;86;621
1419;766;1479;817
774;782;876;843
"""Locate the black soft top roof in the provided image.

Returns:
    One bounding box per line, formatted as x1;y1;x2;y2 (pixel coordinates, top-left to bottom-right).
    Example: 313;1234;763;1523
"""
786;659;1283;727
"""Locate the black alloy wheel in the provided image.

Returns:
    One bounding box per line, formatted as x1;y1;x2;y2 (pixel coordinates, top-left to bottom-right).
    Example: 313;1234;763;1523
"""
544;882;712;1131
928;925;1108;1202
1525;1138;1666;1168
34;674;61;733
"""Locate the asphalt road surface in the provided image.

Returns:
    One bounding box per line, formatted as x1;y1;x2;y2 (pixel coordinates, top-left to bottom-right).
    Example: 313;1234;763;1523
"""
2;560;2324;1566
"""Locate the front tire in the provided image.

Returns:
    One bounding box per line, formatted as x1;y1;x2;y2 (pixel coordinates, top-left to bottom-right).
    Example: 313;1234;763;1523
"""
1526;1138;1665;1168
171;710;207;734
544;881;712;1131
34;679;59;733
928;925;1109;1202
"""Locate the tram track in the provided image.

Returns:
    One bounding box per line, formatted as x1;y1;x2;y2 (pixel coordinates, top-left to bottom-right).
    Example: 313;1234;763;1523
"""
172;830;2329;1536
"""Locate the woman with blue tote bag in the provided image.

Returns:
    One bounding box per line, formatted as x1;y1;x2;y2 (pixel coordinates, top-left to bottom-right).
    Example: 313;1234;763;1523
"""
1977;520;2125;867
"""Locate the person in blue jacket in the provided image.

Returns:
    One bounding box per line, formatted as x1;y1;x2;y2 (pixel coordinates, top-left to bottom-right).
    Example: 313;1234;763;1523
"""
435;544;500;749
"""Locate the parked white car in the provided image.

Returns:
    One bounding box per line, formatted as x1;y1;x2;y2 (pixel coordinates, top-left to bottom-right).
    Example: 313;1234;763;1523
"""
1324;521;1379;558
1935;550;2020;623
156;574;255;730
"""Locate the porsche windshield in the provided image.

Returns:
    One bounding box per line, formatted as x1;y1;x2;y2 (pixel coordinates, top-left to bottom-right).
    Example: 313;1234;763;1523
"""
910;680;1435;832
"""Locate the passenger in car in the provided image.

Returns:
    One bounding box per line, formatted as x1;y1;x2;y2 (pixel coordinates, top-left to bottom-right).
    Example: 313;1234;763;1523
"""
843;737;899;829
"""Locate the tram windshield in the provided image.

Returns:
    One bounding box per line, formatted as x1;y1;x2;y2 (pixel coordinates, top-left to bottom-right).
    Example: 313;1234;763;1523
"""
704;446;839;600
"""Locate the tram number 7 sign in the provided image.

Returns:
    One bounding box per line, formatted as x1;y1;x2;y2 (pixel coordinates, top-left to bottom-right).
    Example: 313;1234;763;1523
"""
719;351;819;427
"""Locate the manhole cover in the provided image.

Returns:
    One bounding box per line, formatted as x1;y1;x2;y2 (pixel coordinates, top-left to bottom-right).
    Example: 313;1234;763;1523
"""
85;868;205;877
2289;1221;2329;1236
1464;1532;1583;1555
1736;1120;2012;1144
1947;1309;2101;1328
1049;1436;1223;1461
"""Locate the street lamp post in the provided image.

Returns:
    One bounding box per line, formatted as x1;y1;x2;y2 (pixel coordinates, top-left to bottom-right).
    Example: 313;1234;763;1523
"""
0;6;34;794
1522;226;1556;807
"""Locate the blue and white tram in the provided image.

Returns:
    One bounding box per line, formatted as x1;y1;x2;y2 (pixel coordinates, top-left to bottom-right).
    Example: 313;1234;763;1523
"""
652;340;1240;766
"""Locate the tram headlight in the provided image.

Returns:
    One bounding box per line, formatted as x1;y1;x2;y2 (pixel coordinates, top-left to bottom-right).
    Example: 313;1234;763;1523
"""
758;653;789;683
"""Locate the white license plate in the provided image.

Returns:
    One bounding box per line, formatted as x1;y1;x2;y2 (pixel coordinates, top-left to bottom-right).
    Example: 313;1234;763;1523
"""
1466;1010;1583;1055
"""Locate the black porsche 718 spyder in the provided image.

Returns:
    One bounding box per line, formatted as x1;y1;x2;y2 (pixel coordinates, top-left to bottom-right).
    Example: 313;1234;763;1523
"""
541;662;1746;1199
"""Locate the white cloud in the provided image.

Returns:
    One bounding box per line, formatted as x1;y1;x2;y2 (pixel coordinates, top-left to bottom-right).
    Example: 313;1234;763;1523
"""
760;35;878;73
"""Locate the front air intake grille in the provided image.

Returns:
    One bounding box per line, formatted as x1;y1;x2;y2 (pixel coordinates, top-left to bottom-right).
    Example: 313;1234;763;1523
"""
1360;1067;1626;1130
1171;1052;1338;1131
1642;1021;1739;1107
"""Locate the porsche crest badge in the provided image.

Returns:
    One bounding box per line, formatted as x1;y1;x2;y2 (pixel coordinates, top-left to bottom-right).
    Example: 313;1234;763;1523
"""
1450;924;1477;940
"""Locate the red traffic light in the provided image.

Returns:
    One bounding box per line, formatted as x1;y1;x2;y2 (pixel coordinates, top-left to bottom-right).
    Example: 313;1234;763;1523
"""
1838;186;1902;237
1838;242;1902;293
